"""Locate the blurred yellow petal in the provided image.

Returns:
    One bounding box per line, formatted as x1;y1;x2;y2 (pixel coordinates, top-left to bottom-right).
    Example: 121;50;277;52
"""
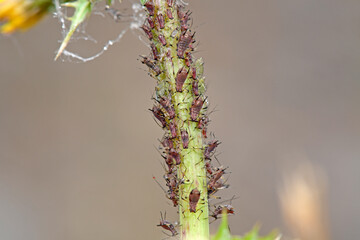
0;0;52;34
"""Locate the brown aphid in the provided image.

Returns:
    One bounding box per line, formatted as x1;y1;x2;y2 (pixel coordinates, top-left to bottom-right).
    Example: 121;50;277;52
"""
150;105;166;128
205;161;213;175
202;128;207;139
181;129;189;149
157;13;165;29
209;167;227;185
157;212;178;236
177;8;191;32
208;179;230;196
150;43;159;60
197;116;209;129
198;117;209;138
204;140;220;160
192;79;199;96
153;176;178;206
159;97;175;119
141;24;153;40
177;30;194;59
175;67;188;92
168;149;181;165
190;97;204;121
211;205;234;220
177;7;185;19
189;188;201;213
185;52;193;67
158;34;167;46
191;66;197;79
167;0;174;7
141;56;161;76
168;121;177;138
166;8;173;19
147;17;155;29
161;136;174;149
164;172;177;189
168;190;179;207
164;157;175;173
144;2;154;16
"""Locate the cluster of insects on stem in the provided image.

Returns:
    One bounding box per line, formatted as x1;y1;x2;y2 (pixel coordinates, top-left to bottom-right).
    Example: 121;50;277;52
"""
140;0;235;237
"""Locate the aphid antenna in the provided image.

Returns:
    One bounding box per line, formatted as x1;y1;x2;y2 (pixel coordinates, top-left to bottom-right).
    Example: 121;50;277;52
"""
206;105;219;117
211;195;239;207
150;114;167;129
154;145;167;159
156;155;168;173
152;176;168;194
213;154;222;166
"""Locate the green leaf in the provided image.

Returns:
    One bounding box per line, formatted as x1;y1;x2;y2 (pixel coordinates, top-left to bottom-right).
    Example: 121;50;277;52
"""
55;0;92;60
212;211;232;240
213;211;280;240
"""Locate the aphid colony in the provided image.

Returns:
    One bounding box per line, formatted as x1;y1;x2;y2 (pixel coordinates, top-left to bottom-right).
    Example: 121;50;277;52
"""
141;1;234;236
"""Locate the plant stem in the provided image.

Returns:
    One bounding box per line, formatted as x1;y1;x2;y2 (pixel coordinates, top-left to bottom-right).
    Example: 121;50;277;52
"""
143;1;210;239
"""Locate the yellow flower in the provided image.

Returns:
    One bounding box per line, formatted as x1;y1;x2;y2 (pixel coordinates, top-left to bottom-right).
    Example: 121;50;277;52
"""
0;0;52;34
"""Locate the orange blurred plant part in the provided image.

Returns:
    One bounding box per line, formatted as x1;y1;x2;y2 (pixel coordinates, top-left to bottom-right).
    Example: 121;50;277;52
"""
0;0;52;34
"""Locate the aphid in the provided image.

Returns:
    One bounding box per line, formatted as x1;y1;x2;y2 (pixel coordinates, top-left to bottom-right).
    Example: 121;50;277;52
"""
150;43;159;60
161;136;174;149
168;121;177;138
147;17;155;29
190;97;204;121
168;190;179;207
166;9;173;19
197;117;209;138
175;67;188;92
205;161;213;175
180;11;191;32
141;56;161;76
144;2;154;16
164;172;177;189
191;66;197;79
181;129;189;149
208;179;229;196
167;0;174;7
189;188;201;213
157;212;178;236
153;176;178;206
168;149;181;165
185;52;193;67
157;13;165;29
192;79;199;96
197;116;209;129
204;140;220;160
158;34;167;46
164;157;175;173
177;7;184;19
209;167;227;185
177;30;194;59
211;205;234;220
150;105;166;128
159;97;175;119
141;24;153;40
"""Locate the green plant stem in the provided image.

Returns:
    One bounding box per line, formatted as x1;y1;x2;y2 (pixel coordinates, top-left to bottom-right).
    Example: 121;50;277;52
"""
144;0;210;239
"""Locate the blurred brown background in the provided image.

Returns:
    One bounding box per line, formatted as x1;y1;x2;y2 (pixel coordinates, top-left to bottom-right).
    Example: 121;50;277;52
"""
1;0;360;239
